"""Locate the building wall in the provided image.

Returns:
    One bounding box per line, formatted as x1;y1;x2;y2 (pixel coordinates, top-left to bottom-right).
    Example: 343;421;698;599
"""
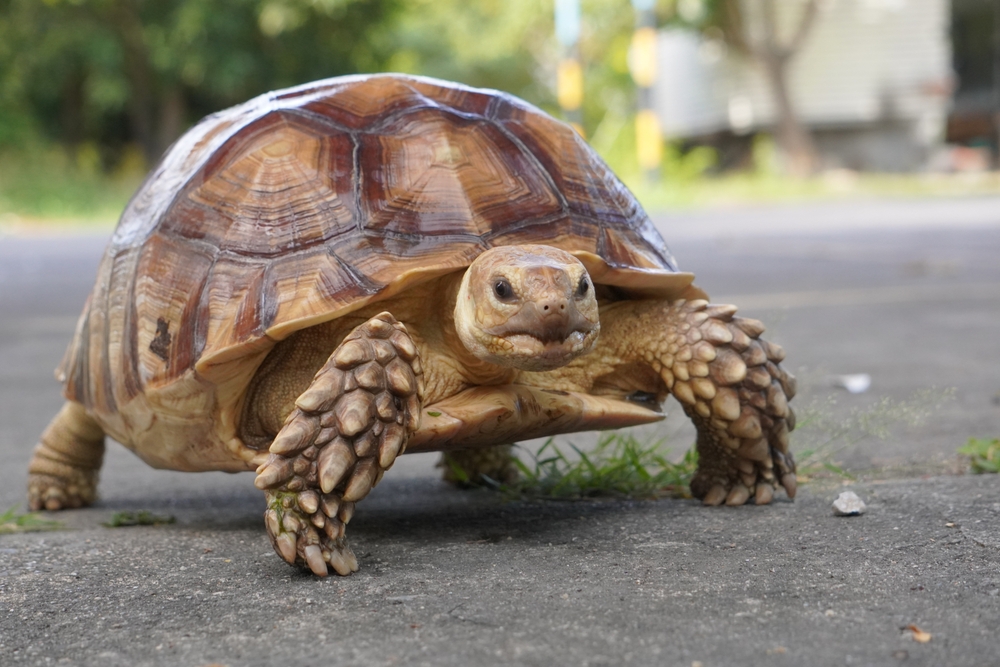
654;0;953;170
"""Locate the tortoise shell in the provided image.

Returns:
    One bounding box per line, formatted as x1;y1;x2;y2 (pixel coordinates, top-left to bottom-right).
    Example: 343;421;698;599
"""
59;74;694;446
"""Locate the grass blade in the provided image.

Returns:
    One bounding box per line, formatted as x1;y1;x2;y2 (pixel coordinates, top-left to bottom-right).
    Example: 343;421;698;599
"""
502;432;697;501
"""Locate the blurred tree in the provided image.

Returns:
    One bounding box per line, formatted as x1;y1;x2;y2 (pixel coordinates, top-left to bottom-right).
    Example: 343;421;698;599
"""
0;0;653;173
0;0;401;166
382;0;637;134
676;0;821;176
384;0;553;105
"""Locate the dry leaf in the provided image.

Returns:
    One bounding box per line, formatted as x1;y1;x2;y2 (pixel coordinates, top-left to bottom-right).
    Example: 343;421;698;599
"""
906;624;932;643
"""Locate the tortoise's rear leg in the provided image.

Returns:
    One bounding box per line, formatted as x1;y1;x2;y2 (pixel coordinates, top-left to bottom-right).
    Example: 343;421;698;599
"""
439;445;519;487
254;313;422;576
27;402;106;511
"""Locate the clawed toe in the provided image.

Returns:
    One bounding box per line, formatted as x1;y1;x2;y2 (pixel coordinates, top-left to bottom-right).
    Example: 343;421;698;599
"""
27;473;97;511
664;300;797;508
254;312;420;576
264;491;359;577
754;483;773;505
701;479;777;507
725;483;750;506
781;472;797;499
303;544;327;576
702;485;727;506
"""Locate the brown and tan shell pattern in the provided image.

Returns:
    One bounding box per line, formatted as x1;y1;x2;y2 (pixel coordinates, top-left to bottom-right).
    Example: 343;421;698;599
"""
59;74;693;459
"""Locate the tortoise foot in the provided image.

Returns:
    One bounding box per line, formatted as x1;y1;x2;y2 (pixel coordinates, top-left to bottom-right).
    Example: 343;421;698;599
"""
27;402;106;511
27;471;98;511
254;312;421;575
658;300;797;505
690;449;797;507
264;490;359;576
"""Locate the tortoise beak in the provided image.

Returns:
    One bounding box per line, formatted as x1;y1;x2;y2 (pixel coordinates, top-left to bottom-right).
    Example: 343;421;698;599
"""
485;299;596;344
481;290;600;371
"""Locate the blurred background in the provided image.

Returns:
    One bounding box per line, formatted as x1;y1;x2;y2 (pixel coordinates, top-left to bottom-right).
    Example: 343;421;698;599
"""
2;0;1000;227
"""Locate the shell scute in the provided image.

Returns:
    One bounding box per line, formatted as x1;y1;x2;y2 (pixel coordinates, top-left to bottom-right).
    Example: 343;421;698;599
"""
301;78;433;131
175;114;359;258
260;249;379;340
490;97;675;271
133;235;214;389
406;78;498;119
357;109;562;240
204;258;270;357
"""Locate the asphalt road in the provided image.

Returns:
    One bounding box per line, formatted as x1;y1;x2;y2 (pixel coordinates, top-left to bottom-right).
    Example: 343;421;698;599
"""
1;197;999;666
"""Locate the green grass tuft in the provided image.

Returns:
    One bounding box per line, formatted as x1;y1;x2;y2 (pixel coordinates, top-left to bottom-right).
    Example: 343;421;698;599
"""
102;510;176;528
482;387;955;499
958;437;1000;474
0;506;63;534
500;433;697;501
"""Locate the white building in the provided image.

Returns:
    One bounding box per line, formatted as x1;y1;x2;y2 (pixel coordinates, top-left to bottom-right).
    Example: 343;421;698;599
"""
653;0;954;171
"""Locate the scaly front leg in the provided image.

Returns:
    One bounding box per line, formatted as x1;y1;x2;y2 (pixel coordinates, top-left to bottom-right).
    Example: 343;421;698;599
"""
657;298;797;504
253;313;422;575
591;297;796;505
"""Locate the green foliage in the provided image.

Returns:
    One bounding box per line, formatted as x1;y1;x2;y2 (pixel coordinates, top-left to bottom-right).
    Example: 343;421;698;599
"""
959;438;1000;474
7;0;996;225
663;143;718;181
478;386;957;502
442;455;472;485
382;0;642;138
0;0;403;164
0;146;143;221
501;433;697;500
0;0;647;171
385;0;553;105
0;506;63;534
102;510;176;527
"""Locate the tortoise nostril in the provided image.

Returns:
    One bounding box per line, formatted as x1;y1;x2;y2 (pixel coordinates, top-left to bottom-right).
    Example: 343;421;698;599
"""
540;299;568;315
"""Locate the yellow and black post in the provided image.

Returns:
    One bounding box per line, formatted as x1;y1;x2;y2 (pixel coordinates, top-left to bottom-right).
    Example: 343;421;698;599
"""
629;0;661;181
555;0;584;136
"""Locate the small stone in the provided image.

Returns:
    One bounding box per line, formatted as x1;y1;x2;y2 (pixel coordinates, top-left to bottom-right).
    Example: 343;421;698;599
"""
832;373;871;394
832;491;867;516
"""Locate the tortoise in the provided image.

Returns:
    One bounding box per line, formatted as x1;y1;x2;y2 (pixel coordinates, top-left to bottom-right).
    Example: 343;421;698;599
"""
27;74;797;576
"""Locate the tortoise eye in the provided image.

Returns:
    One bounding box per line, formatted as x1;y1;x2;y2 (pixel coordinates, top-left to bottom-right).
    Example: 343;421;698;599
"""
493;278;514;301
576;276;590;298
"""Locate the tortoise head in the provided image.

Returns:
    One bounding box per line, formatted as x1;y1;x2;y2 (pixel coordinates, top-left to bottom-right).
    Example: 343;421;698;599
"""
454;245;600;371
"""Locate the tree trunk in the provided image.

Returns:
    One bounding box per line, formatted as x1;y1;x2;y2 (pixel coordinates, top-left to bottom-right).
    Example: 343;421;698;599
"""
724;0;821;176
157;84;186;159
758;51;818;176
103;0;159;166
59;68;86;150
